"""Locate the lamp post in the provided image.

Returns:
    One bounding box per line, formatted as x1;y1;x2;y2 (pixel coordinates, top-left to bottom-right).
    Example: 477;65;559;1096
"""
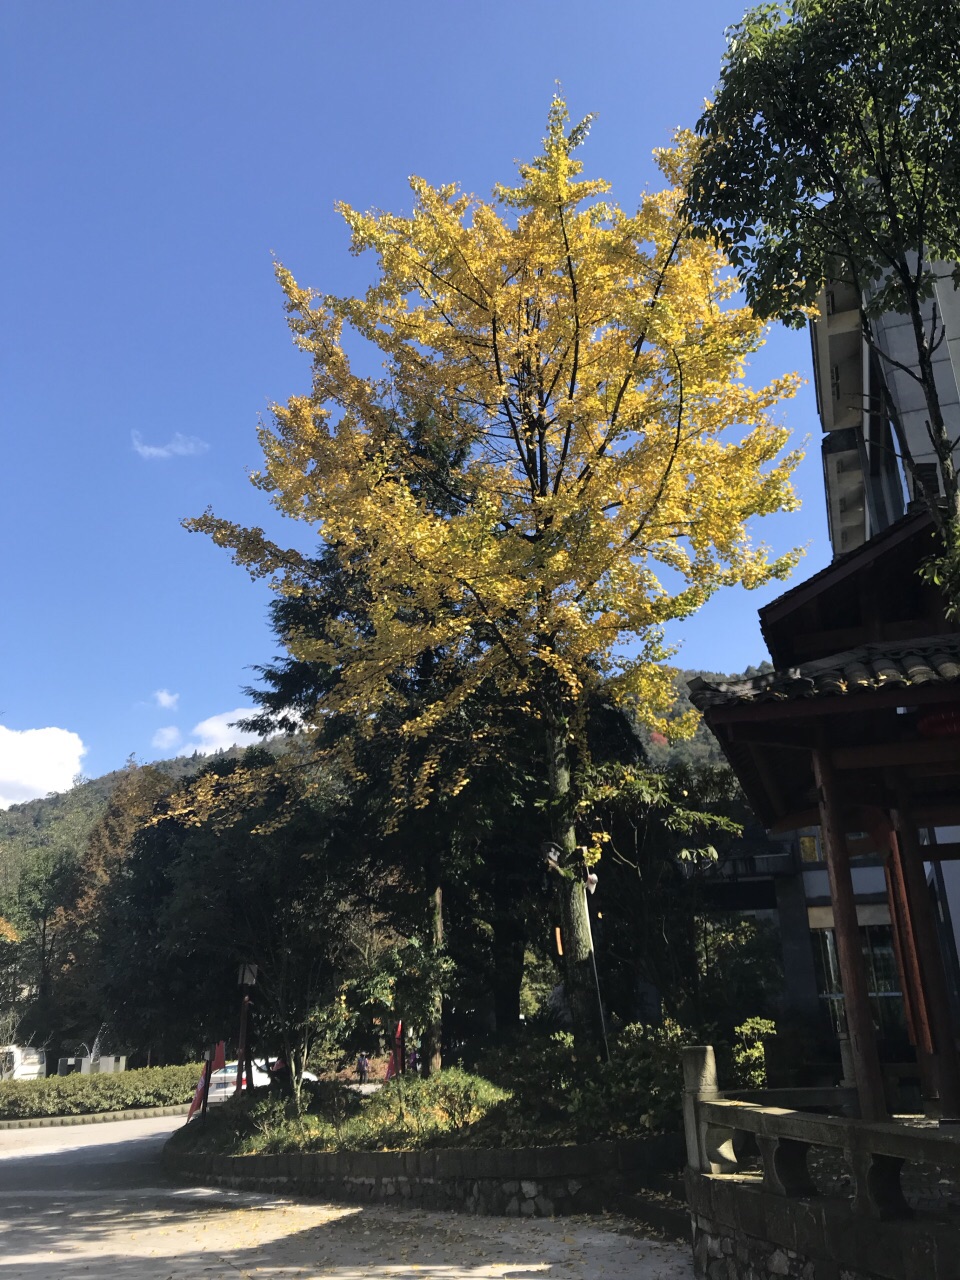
234;963;258;1097
200;1045;214;1117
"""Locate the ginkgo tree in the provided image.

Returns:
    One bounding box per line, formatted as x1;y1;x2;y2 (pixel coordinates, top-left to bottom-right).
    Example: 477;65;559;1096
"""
189;99;801;1050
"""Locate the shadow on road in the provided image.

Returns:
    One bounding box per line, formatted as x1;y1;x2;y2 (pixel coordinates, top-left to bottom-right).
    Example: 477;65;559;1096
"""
0;1132;172;1192
0;1193;568;1279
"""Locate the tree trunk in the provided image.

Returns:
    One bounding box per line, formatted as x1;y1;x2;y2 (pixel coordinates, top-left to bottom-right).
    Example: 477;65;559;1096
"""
903;286;960;520
491;912;526;1034
547;723;603;1057
421;875;443;1077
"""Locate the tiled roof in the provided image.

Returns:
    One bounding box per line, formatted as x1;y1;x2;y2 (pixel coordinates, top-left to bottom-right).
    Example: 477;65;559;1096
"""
688;636;960;710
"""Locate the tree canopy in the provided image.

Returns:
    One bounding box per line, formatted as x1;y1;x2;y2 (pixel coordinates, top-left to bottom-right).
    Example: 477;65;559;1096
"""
686;0;960;328
686;0;960;598
190;98;800;790
189;97;801;1048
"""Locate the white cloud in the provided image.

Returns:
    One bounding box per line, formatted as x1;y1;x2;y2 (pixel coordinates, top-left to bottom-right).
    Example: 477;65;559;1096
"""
180;709;264;756
152;726;182;751
132;430;210;460
0;725;87;809
153;689;179;710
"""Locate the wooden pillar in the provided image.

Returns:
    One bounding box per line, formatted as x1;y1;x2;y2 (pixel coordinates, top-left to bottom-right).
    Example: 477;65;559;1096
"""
892;796;960;1117
885;836;938;1103
885;860;920;1044
812;747;887;1121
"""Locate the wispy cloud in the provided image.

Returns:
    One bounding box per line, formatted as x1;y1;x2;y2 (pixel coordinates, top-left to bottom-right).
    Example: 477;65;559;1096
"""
153;689;179;710
152;726;182;751
0;725;87;808
132;431;210;460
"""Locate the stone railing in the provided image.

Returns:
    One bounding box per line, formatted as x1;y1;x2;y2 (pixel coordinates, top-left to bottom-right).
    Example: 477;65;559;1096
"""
682;1045;960;1280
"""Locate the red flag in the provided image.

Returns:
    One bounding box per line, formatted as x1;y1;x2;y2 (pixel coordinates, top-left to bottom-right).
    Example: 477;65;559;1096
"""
385;1020;402;1080
187;1041;226;1120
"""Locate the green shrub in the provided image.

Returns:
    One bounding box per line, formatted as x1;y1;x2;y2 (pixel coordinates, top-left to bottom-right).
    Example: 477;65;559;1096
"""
342;1068;507;1149
168;1025;697;1158
0;1064;201;1119
171;1068;509;1156
732;1017;776;1088
564;1020;688;1138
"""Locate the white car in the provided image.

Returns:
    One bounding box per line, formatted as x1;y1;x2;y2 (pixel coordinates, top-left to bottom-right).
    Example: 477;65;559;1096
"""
206;1060;316;1103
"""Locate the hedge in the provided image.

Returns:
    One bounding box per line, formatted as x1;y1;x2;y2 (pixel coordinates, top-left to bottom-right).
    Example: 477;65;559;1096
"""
0;1064;202;1119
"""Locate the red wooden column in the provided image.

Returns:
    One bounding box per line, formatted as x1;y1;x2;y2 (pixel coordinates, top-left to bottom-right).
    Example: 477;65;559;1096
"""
812;746;887;1121
884;836;937;1099
892;795;960;1118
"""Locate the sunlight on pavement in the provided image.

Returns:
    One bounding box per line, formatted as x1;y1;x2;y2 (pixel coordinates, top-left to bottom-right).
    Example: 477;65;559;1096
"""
0;1192;693;1279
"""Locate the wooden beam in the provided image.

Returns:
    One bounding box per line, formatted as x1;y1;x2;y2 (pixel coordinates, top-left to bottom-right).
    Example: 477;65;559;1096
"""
706;682;960;726
788;620;953;661
768;809;821;834
759;510;931;626
812;745;888;1121
726;726;815;750
833;740;960;770
913;805;960;827
768;805;960;835
927;842;960;862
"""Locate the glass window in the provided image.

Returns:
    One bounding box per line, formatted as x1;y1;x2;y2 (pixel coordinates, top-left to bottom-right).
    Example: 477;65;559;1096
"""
799;833;822;864
811;925;907;1048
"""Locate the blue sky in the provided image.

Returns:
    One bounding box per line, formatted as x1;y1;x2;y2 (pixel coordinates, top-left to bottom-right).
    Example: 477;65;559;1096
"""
0;1;828;803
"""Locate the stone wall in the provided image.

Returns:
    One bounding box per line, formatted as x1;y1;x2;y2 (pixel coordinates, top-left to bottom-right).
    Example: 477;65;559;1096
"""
686;1169;959;1280
163;1134;683;1218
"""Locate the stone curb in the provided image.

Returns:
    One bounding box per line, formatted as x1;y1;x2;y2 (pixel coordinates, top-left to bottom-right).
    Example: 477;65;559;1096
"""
0;1103;191;1130
163;1134;686;1224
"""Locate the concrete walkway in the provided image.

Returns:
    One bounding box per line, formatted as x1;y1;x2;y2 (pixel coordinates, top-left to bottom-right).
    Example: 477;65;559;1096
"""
0;1116;695;1279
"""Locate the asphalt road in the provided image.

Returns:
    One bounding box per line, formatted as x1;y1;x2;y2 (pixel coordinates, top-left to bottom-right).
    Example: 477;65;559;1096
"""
0;1116;695;1280
0;1113;182;1192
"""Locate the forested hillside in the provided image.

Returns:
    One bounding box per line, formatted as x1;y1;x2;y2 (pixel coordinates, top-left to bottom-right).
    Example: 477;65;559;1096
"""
0;667;782;1069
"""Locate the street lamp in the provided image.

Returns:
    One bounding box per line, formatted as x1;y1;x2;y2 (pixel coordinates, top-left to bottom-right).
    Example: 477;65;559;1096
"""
235;963;258;1097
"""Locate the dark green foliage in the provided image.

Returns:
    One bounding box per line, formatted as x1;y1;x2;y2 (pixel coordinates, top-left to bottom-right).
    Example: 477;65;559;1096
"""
0;1064;200;1119
96;748;371;1076
686;0;960;327
465;1023;690;1144
686;0;960;608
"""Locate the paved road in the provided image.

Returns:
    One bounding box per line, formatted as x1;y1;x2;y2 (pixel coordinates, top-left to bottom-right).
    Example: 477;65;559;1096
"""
0;1117;695;1279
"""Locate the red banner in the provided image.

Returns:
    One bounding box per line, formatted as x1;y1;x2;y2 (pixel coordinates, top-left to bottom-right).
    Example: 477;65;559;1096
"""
187;1040;225;1120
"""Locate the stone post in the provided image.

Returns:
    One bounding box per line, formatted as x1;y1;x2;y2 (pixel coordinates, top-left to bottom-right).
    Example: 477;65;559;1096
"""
682;1045;718;1173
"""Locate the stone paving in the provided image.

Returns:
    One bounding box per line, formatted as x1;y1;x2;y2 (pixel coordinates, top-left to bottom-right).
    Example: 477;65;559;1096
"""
0;1117;695;1280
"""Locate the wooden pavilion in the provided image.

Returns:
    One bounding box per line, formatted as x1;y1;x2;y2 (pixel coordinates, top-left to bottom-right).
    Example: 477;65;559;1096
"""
690;511;960;1121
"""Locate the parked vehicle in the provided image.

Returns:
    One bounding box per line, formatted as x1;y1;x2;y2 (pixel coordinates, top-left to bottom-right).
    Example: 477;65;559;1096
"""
0;1045;46;1081
206;1059;316;1102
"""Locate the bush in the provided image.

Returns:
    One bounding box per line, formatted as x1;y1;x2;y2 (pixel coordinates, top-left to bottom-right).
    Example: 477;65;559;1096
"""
0;1064;201;1119
168;1025;699;1158
341;1068;507;1150
464;1022;689;1144
732;1017;776;1088
565;1020;688;1138
169;1068;508;1156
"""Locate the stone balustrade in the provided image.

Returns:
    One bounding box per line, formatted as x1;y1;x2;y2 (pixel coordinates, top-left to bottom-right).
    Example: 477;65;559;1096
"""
681;1045;960;1280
